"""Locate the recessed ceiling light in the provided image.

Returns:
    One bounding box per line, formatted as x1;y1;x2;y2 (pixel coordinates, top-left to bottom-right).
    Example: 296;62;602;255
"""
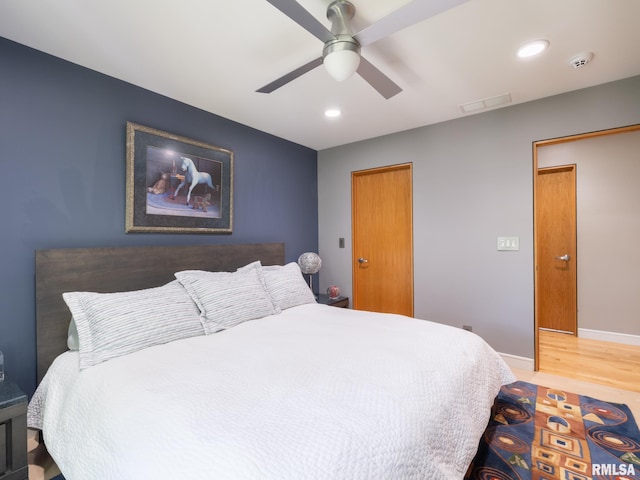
517;40;550;58
325;108;341;118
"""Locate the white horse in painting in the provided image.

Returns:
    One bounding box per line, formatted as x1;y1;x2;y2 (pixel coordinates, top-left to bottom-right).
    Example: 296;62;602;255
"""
172;156;215;206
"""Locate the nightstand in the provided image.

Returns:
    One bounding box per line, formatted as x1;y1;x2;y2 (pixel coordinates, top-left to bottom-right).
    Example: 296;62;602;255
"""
317;294;349;308
0;378;28;480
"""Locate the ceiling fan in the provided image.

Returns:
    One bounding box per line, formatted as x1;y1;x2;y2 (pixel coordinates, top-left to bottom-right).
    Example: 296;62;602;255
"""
257;0;469;99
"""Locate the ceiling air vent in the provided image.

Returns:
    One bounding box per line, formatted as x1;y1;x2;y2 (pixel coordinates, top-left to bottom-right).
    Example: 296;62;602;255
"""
460;93;512;114
569;52;593;69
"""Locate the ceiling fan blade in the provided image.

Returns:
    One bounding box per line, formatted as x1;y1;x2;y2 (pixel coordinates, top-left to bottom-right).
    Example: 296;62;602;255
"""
264;0;335;43
356;57;402;99
354;0;470;46
256;57;323;94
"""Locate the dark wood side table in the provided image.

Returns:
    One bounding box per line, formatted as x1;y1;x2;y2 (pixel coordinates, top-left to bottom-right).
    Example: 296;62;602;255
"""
0;378;28;480
317;294;349;308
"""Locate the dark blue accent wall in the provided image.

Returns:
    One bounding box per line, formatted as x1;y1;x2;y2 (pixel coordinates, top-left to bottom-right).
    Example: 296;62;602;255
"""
0;38;318;396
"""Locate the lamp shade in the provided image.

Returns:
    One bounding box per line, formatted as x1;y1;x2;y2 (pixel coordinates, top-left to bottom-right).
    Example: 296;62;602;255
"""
297;252;322;274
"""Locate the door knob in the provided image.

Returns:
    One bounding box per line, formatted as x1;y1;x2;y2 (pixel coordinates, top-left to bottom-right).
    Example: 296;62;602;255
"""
358;257;368;264
555;254;570;261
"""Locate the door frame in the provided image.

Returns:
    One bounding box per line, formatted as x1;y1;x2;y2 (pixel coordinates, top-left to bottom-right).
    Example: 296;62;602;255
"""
532;124;640;370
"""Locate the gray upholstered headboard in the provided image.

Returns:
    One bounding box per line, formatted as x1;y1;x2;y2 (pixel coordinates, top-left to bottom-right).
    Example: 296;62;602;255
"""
35;242;285;382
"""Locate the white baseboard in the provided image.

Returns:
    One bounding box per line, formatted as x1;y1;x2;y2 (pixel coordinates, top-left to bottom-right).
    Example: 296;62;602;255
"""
578;328;640;347
499;352;534;372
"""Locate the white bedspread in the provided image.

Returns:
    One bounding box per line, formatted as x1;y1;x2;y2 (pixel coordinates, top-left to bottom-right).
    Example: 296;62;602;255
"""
30;304;514;480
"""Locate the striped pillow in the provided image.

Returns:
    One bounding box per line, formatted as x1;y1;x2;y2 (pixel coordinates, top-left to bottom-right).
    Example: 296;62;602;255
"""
63;280;204;369
263;262;317;310
175;263;279;334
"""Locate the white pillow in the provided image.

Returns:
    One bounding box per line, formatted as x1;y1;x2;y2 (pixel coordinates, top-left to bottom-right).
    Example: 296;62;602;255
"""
175;262;279;334
63;280;204;369
262;262;317;310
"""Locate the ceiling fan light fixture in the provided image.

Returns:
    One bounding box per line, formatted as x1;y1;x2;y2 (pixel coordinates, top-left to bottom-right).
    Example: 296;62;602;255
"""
323;39;361;82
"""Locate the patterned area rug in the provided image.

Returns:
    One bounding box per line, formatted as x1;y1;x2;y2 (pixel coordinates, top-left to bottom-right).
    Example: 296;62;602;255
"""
465;381;640;480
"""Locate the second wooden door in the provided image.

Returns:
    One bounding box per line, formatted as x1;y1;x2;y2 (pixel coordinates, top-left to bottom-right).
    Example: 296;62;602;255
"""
535;165;577;334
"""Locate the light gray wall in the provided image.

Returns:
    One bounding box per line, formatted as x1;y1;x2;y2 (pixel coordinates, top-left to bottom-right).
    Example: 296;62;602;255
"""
538;130;640;335
317;75;640;359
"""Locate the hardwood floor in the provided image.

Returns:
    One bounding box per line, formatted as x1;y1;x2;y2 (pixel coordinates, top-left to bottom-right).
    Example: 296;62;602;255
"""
538;329;640;393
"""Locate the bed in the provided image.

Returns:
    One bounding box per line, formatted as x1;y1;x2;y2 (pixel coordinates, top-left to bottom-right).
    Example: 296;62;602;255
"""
30;242;514;480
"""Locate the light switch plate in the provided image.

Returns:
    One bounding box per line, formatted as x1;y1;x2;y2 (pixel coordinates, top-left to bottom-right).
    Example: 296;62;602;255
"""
497;236;519;251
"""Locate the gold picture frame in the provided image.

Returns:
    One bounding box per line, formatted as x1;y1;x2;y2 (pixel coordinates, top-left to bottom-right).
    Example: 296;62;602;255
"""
125;122;233;233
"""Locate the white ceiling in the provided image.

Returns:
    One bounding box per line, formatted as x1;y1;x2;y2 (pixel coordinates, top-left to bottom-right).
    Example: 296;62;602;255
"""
2;0;639;150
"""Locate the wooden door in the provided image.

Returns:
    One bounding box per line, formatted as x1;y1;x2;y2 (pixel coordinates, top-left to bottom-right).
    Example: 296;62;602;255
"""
535;165;577;334
352;163;413;316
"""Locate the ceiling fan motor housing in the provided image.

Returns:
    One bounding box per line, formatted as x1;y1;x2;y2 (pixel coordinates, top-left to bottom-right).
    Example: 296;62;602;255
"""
324;0;361;57
322;36;360;60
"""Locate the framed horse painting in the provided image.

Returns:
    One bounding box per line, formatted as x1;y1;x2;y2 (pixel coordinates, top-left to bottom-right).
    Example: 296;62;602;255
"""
125;122;233;233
